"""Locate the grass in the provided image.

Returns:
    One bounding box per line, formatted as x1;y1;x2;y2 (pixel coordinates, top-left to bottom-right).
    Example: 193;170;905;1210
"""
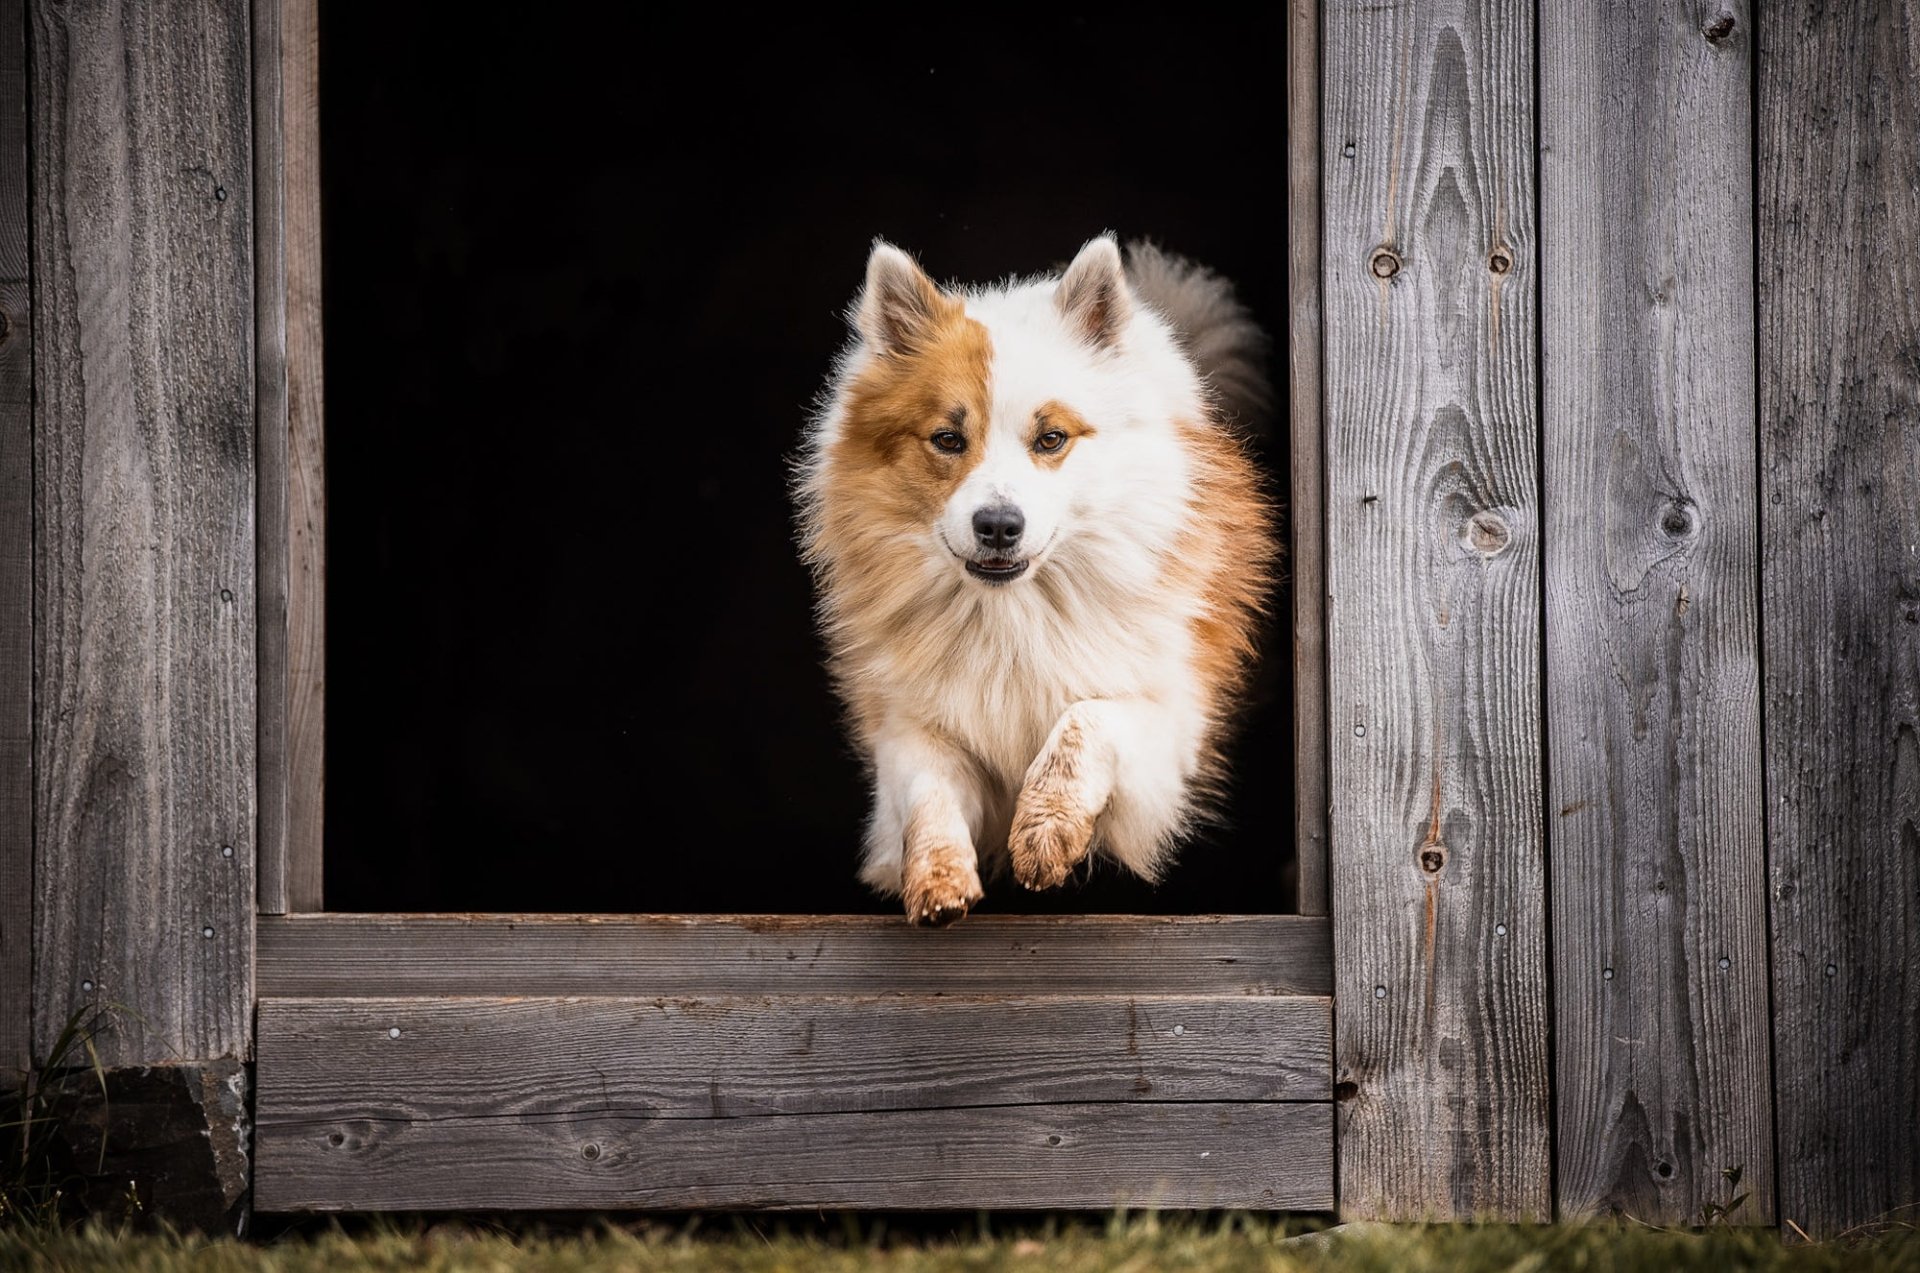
2;1005;114;1230
2;1215;1918;1273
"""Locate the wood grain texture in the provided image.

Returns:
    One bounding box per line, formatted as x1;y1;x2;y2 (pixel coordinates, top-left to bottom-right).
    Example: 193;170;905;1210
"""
254;0;288;916
256;1099;1333;1213
1322;0;1551;1220
258;913;1333;997
257;994;1332;1122
1540;0;1775;1223
282;0;323;913
30;0;257;1064
1758;0;1920;1238
1288;0;1329;918
0;0;29;1076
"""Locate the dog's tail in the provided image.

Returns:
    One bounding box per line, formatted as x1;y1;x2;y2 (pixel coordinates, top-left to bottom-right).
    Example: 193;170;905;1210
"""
1125;240;1273;434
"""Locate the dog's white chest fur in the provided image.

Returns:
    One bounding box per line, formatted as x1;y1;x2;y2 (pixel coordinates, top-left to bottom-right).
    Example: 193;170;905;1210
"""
892;577;1206;805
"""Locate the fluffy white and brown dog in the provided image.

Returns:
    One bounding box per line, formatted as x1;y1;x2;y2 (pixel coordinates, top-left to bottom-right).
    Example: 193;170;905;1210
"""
796;235;1275;924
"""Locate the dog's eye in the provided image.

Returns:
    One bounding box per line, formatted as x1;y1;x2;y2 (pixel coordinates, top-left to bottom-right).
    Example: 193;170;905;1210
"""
1034;430;1068;453
930;430;967;453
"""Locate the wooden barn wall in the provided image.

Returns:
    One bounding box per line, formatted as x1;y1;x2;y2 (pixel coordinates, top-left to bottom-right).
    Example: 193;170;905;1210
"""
1540;0;1775;1225
3;0;1916;1235
1758;0;1920;1239
28;0;257;1066
1325;0;1917;1233
1323;0;1553;1220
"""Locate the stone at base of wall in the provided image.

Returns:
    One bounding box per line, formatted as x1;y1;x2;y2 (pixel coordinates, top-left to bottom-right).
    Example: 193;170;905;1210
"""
41;1060;250;1234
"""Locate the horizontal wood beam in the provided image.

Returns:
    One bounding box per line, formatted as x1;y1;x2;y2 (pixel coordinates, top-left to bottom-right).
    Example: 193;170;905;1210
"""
257;994;1333;1124
256;1097;1333;1212
258;914;1333;997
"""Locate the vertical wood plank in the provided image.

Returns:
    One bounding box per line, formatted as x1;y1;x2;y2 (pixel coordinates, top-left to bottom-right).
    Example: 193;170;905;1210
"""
254;0;289;915
1540;0;1775;1224
1758;0;1920;1238
1288;0;1328;917
31;0;257;1064
1323;0;1551;1220
0;0;30;1075
282;0;323;911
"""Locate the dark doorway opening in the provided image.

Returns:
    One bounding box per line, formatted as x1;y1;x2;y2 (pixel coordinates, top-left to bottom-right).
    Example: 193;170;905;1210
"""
320;6;1296;913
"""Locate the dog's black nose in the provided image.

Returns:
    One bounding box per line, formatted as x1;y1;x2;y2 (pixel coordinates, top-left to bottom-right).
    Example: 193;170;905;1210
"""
972;505;1025;551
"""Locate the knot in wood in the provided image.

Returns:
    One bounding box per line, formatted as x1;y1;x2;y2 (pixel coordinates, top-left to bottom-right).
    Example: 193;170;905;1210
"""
1703;12;1735;42
0;308;11;345
1464;510;1511;556
1369;247;1401;279
1488;247;1513;275
1419;847;1446;874
1660;500;1695;538
582;1142;602;1160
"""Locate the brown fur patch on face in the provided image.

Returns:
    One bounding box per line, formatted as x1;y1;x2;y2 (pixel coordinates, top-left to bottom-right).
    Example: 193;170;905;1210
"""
807;303;996;753
1030;401;1097;469
831;302;994;526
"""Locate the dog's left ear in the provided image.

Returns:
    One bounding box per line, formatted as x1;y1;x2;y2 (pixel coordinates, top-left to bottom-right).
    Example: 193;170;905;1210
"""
856;241;949;355
1056;234;1132;350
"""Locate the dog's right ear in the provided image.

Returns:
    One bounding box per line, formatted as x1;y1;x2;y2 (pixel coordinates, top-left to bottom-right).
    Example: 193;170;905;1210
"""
856;241;948;354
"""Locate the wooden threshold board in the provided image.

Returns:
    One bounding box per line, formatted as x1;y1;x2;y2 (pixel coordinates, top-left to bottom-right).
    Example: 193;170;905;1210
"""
255;992;1334;1212
255;915;1333;1211
257;914;1333;997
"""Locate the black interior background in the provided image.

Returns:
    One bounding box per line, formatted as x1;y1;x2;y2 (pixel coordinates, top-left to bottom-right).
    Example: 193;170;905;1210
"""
320;7;1297;913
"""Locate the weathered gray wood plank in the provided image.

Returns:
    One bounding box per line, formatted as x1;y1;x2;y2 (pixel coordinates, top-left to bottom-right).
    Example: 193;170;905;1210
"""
257;994;1332;1123
258;914;1333;997
1758;0;1920;1239
0;0;29;1075
254;0;289;916
1288;0;1328;918
281;0;324;913
1322;0;1551;1220
31;0;257;1064
1540;0;1775;1224
256;1099;1333;1212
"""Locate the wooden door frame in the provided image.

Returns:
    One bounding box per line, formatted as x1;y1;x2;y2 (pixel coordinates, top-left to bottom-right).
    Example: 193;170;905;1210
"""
250;0;1332;923
244;0;1339;1215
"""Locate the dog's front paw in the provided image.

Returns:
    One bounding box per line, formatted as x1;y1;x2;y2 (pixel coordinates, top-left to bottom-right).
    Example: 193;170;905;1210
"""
1010;796;1097;892
902;846;984;926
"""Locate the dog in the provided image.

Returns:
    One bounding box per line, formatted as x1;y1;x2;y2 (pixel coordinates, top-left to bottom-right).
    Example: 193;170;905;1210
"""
795;235;1276;924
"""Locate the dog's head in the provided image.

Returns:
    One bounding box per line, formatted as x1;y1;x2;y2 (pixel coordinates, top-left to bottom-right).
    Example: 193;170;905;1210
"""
808;236;1198;594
